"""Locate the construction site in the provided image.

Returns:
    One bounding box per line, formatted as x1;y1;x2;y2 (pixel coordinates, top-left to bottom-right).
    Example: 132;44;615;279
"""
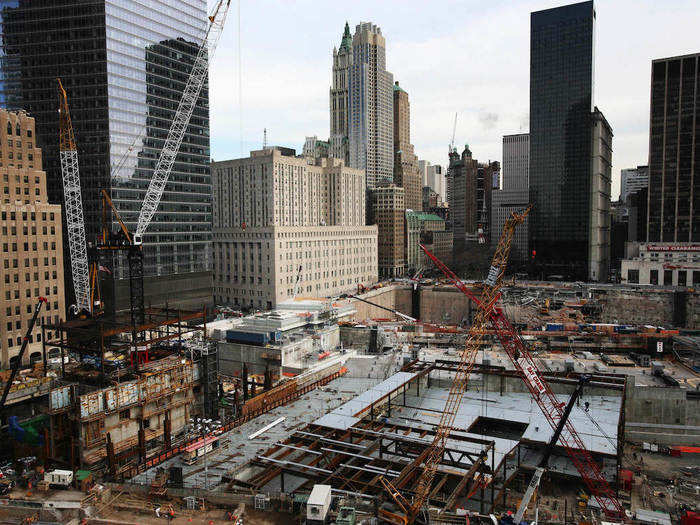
0;2;699;524
1;175;698;525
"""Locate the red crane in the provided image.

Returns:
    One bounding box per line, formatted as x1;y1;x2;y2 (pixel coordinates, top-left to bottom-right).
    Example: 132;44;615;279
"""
419;244;625;519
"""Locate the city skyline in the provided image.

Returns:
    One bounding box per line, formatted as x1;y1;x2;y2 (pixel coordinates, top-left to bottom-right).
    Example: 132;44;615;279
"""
208;0;699;199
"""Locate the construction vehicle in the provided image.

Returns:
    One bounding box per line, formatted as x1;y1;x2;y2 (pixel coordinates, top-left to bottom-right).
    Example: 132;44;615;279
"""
57;79;99;317
43;469;73;489
95;0;231;341
380;205;625;523
0;298;47;413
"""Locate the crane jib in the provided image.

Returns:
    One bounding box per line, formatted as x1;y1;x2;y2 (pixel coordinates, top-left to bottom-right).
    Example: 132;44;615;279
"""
519;360;548;395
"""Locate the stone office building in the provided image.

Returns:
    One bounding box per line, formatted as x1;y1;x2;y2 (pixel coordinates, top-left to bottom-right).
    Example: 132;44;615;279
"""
212;148;378;309
0;109;66;368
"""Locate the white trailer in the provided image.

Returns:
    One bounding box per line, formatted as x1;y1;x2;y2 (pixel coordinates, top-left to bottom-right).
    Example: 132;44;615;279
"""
44;469;73;488
307;484;332;524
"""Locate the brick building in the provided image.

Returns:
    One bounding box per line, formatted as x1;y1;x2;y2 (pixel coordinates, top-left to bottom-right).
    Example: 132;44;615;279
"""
448;145;498;251
0;109;65;369
370;185;405;278
392;82;422;212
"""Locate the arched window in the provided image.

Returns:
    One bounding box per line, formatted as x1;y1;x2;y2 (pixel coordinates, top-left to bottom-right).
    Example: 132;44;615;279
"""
7;122;11;135
15;124;20;135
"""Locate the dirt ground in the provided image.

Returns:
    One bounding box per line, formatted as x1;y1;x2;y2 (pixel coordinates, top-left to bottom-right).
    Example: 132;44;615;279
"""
624;445;700;515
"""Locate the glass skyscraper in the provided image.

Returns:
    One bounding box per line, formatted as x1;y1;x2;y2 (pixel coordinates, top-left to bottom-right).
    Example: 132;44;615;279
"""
0;0;212;311
529;1;598;280
647;53;699;243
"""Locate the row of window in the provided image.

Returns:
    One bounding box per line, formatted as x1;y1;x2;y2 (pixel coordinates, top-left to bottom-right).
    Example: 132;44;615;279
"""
6;306;59;331
5;286;58;300
4;122;32;138
1;211;54;221
627;268;700;286
5;305;59;318
3;256;57;269
4;269;57;283
2;239;56;252
0;225;55;236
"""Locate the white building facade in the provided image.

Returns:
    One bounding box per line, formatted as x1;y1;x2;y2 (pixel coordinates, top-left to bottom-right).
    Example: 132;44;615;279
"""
621;243;700;286
418;160;446;204
212;148;378;308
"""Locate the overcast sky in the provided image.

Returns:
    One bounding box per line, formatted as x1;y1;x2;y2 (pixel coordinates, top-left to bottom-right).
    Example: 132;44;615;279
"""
208;0;700;199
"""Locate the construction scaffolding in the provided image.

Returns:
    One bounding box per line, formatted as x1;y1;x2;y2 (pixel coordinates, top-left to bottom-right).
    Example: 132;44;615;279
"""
44;306;207;383
44;307;209;474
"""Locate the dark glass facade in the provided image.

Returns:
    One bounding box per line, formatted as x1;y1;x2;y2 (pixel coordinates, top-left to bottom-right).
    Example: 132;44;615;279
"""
647;53;699;242
0;0;212;310
529;1;595;279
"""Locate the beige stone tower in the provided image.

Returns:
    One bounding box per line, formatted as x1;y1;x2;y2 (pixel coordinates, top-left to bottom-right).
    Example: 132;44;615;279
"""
392;81;422;212
0;109;66;369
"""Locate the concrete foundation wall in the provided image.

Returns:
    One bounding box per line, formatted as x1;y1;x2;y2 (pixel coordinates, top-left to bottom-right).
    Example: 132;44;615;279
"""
347;284;698;329
428;369;623;398
419;287;473;325
596;288;676;326
348;286;412;321
340;326;371;349
218;341;281;376
624;379;700;445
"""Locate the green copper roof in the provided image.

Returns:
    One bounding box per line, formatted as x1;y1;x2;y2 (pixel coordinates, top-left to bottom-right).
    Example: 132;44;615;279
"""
406;211;444;222
340;22;352;51
393;81;406;93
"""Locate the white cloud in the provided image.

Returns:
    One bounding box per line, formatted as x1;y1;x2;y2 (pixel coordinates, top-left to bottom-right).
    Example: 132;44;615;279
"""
208;0;700;198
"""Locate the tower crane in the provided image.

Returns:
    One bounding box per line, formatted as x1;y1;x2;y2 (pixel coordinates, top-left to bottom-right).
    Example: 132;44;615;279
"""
57;79;97;316
98;0;231;334
380;204;624;523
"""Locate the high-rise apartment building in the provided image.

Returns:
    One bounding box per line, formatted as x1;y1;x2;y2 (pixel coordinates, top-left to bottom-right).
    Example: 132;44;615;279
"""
448;146;497;251
620;165;649;202
330;23;353;165
647;53;699;243
212;148;377;308
347;22;394;189
0;0;212;312
370;185;405;277
392;81;421;211
0;109;66;369
530;0;611;281
491;133;529;262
